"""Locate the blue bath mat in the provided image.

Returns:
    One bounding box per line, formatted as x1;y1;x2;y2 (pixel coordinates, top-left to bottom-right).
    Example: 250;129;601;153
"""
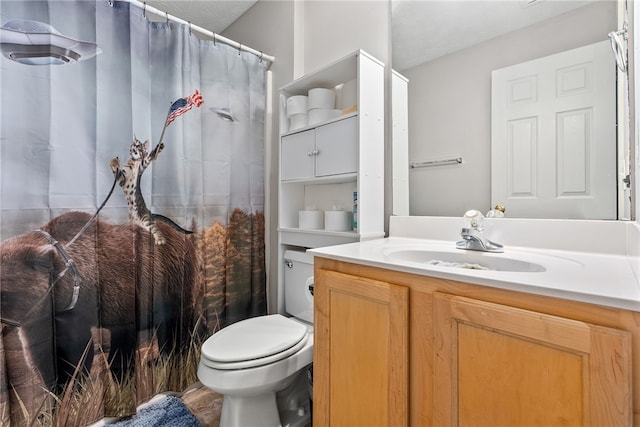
107;395;203;427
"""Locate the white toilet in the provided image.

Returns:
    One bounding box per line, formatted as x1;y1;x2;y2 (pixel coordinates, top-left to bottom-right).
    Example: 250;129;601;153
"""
198;250;314;427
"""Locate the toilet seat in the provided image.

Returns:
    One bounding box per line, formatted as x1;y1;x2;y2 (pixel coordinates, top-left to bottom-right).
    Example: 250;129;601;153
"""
201;314;309;370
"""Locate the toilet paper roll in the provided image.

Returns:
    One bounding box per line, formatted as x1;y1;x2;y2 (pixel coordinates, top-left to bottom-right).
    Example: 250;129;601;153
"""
308;108;340;126
299;210;323;230
308;88;335;110
279;95;289;133
324;211;352;231
286;95;308;117
289;113;308;131
338;79;357;110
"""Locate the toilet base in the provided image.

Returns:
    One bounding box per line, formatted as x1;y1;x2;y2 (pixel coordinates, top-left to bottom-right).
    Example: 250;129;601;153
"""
277;368;312;427
220;392;280;427
218;368;311;427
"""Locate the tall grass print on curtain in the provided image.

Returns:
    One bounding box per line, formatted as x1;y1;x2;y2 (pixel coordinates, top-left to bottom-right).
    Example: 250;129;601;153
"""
0;1;267;425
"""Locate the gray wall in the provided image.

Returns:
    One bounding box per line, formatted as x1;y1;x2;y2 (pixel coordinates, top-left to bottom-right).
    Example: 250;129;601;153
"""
403;1;616;216
302;1;390;75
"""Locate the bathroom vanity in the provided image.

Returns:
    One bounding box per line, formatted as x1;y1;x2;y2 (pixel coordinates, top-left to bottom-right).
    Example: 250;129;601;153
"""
311;216;640;426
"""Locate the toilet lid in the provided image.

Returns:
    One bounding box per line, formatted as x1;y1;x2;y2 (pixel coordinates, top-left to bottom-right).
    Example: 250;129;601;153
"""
201;314;309;370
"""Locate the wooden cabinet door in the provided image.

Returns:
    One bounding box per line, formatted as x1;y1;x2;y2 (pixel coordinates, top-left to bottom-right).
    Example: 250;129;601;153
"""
314;268;409;427
433;292;632;427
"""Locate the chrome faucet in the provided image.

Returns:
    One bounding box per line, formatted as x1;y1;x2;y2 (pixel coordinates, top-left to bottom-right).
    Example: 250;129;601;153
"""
456;210;503;253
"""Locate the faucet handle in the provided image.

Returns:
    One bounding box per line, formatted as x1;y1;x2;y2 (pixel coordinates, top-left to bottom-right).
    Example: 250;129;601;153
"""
463;209;484;231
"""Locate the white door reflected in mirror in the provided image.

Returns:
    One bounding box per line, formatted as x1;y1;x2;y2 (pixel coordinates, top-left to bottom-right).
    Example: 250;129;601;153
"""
491;40;616;219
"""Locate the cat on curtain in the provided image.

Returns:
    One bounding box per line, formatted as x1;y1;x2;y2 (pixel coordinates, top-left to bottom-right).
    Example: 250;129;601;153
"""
110;136;192;245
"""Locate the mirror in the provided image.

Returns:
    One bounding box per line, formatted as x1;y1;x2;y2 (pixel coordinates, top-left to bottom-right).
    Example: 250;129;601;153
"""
391;0;631;219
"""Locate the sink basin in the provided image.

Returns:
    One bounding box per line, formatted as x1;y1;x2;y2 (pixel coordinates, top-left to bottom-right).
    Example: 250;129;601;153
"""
384;249;545;272
381;245;584;273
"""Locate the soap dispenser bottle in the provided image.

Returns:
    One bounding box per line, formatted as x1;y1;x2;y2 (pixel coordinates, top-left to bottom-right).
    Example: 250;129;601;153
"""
486;204;505;218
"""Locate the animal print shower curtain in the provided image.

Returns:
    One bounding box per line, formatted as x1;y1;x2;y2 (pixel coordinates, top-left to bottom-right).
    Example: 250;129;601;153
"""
0;1;267;424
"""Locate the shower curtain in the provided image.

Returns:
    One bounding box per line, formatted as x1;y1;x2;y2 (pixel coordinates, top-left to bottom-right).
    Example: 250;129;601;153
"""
0;1;267;425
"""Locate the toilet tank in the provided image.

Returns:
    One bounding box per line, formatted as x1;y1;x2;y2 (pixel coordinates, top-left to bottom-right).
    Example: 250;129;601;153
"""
283;250;314;324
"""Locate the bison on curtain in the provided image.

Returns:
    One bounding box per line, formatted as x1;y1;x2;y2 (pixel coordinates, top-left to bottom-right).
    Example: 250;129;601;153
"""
0;1;267;424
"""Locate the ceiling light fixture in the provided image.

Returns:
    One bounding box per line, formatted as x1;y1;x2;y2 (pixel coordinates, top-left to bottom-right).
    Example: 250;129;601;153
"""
0;19;101;65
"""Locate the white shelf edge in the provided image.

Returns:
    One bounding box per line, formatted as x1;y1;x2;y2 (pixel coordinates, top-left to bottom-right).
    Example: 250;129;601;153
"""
279;228;361;248
280;173;357;185
281;112;358;137
278;227;358;237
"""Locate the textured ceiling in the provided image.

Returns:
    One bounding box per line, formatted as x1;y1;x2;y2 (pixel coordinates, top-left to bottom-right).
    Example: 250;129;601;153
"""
144;0;257;33
142;0;598;71
392;0;596;71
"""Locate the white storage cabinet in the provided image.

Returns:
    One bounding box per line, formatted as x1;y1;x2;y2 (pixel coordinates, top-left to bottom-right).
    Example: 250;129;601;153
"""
276;49;385;311
281;116;357;181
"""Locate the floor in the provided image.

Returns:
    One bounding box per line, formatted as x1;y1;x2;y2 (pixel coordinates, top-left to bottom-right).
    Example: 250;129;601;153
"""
180;382;223;427
179;382;312;427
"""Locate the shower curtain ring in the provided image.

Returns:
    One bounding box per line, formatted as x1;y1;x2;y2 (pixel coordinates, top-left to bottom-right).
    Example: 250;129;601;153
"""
213;34;217;46
166;12;169;23
259;51;263;63
143;2;146;17
188;21;192;35
107;0;113;6
238;44;242;55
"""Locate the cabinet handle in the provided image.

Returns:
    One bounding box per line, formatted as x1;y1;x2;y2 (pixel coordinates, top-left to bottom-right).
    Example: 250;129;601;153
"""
314;149;320;155
307;151;313;157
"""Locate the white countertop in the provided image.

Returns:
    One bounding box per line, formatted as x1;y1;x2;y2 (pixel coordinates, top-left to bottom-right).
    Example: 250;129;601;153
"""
309;216;640;312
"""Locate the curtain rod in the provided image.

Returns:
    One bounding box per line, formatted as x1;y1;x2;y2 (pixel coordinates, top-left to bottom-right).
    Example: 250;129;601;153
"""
125;0;275;66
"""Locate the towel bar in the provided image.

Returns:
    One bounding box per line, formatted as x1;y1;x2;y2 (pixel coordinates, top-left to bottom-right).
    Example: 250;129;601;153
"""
410;157;463;168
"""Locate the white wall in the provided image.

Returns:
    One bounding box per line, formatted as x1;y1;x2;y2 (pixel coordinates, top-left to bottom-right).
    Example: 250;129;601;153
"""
301;1;390;76
403;1;616;217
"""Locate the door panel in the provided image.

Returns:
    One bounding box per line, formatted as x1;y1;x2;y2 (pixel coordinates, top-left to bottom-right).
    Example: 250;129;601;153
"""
315;116;358;177
281;129;315;180
492;40;616;219
314;268;408;427
433;292;631;427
